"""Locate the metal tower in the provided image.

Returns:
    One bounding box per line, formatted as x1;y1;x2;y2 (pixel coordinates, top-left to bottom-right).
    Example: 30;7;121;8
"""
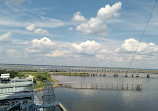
43;80;56;111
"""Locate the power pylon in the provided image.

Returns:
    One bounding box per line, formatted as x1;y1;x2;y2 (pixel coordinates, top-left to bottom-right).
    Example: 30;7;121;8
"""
43;80;55;111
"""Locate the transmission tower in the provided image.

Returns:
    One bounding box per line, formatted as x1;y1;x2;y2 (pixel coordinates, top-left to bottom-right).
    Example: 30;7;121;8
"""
43;80;56;111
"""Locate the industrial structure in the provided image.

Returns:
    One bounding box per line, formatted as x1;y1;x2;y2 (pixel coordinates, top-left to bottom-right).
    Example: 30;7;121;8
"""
0;74;34;110
43;80;56;111
0;74;64;111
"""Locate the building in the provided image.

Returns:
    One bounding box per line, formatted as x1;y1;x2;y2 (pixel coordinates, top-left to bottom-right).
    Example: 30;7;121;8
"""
0;74;61;111
0;77;34;111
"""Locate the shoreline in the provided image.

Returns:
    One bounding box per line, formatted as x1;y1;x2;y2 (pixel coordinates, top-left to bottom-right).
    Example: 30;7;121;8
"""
34;76;59;92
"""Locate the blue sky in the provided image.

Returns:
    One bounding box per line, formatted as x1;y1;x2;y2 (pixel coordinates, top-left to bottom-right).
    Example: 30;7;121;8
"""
0;0;158;69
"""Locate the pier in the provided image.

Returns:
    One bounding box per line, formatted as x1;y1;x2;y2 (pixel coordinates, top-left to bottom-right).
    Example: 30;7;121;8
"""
56;82;142;91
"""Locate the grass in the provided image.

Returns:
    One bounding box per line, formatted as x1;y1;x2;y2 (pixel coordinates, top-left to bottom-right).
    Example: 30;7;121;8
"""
18;71;55;89
50;72;89;76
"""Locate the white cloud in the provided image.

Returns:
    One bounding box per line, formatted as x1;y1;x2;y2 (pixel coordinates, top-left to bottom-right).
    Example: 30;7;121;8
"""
2;35;158;68
13;40;30;45
26;37;55;53
97;2;122;20
76;2;122;35
44;40;104;58
0;32;30;45
34;28;49;35
0;32;12;43
96;49;122;61
0;18;27;27
0;29;34;36
46;50;71;57
6;49;27;58
26;24;36;31
76;18;108;35
134;55;142;60
114;57;123;61
26;24;50;36
72;40;101;54
31;37;55;46
0;17;64;28
5;0;25;6
121;38;158;53
68;27;73;31
96;54;105;59
7;49;17;55
41;40;103;58
34;17;64;28
99;49;113;54
132;55;157;60
72;12;86;22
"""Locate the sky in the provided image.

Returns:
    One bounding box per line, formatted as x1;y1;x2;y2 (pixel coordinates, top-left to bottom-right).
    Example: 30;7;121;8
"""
0;0;158;69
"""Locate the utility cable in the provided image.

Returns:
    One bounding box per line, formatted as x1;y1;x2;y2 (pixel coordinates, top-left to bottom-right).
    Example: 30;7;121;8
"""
125;0;158;74
110;0;158;111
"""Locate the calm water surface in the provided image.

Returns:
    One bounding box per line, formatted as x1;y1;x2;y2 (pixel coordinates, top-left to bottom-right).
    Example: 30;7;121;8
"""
53;75;158;111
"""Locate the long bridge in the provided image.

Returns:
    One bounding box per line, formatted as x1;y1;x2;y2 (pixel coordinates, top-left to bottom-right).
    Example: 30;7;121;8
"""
2;65;158;75
55;82;142;91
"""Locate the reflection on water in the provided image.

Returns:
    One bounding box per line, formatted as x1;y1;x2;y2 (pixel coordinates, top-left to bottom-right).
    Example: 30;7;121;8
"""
53;75;158;111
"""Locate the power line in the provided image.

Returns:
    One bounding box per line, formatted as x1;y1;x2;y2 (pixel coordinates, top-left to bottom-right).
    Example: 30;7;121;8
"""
126;0;158;72
110;0;158;111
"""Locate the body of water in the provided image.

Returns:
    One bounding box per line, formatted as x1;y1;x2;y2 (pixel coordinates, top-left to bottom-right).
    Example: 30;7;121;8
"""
53;75;158;111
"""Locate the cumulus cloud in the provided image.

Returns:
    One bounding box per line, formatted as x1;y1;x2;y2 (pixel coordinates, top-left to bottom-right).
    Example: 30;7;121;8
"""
26;37;55;53
97;2;122;20
26;24;50;36
76;18;108;35
72;40;101;54
76;2;122;35
41;40;103;58
42;40;103;58
72;12;86;22
0;32;12;43
46;50;71;57
121;38;158;53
